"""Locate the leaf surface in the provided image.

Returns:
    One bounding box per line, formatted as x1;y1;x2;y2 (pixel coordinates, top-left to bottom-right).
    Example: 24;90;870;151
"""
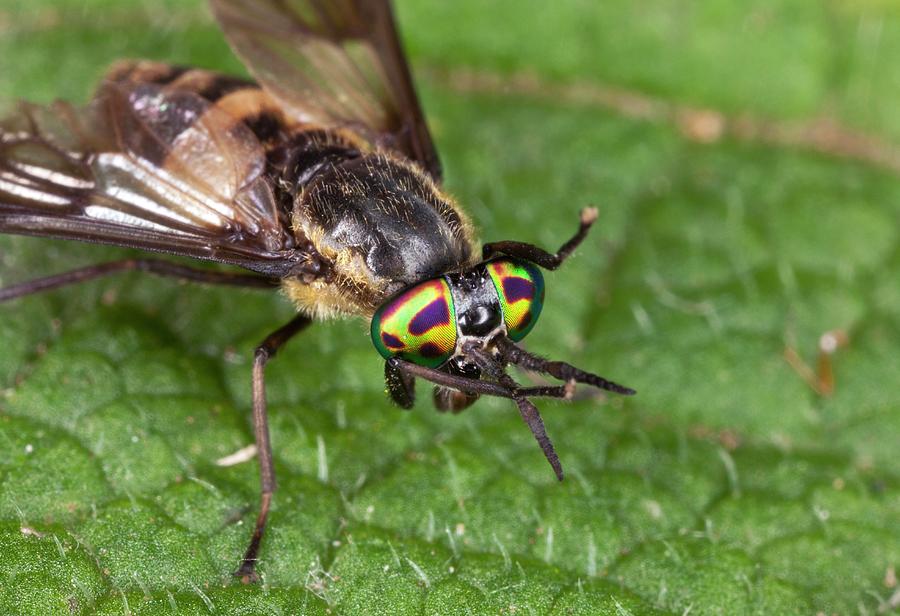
1;1;898;614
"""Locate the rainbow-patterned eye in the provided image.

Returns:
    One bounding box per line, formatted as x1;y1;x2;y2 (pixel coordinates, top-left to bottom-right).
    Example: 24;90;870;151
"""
371;279;458;368
486;259;545;341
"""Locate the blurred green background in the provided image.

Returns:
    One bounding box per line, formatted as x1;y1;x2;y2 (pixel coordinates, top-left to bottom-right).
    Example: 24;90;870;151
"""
1;1;899;614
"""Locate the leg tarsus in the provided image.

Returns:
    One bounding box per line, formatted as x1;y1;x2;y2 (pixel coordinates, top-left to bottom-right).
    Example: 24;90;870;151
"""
235;491;272;584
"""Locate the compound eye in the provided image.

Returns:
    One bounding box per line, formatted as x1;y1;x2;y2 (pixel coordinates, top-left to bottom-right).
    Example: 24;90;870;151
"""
371;279;458;368
486;259;545;341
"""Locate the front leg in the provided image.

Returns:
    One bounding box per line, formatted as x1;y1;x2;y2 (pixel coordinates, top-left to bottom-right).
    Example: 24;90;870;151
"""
386;358;571;400
384;359;416;409
482;207;598;270
235;314;312;583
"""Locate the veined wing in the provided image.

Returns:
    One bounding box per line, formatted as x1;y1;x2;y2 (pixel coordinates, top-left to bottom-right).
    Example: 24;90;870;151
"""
210;0;442;180
0;80;305;277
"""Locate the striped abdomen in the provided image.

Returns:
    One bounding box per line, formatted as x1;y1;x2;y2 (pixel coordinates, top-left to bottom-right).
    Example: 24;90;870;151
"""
105;60;365;217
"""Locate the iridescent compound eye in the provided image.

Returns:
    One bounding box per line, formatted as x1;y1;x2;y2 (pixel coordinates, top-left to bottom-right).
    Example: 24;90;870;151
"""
371;279;458;368
486;259;545;341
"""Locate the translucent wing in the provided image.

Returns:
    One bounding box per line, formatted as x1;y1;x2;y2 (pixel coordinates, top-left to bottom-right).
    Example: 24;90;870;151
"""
210;0;442;180
0;81;304;277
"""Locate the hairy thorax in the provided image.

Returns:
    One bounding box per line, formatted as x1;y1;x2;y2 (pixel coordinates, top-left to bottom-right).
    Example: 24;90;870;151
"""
286;150;478;319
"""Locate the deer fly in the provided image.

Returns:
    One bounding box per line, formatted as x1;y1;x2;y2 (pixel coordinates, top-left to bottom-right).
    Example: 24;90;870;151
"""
0;0;635;581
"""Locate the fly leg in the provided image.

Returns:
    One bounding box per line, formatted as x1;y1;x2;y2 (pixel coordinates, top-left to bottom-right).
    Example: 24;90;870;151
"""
387;358;571;400
481;207;598;270
0;258;278;301
497;337;636;396
236;314;312;582
385;359;482;413
0;257;309;581
384;359;416;409
432;386;479;413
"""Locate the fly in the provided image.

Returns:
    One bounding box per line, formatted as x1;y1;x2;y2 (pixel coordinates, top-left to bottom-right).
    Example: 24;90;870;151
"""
0;0;635;582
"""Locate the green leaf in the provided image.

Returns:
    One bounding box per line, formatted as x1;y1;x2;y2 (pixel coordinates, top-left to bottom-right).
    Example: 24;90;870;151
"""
1;1;898;614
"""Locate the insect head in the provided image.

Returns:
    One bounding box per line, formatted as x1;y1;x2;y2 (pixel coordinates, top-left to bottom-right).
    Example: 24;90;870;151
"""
371;258;544;368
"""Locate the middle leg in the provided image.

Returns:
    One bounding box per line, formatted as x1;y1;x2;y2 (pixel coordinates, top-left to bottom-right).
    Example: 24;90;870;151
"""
235;313;312;582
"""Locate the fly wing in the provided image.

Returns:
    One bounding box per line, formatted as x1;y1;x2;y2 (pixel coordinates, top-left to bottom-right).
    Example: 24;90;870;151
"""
0;81;303;276
210;0;442;180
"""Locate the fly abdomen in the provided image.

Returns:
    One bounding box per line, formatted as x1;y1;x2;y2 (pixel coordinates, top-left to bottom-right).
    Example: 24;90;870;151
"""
103;61;366;198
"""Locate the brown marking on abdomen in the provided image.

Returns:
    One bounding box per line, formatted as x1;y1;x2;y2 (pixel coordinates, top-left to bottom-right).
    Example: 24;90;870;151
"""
215;89;294;144
104;60;254;102
104;60;188;86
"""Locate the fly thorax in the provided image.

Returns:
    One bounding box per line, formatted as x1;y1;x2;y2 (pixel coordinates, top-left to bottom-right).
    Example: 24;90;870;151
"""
299;154;475;302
